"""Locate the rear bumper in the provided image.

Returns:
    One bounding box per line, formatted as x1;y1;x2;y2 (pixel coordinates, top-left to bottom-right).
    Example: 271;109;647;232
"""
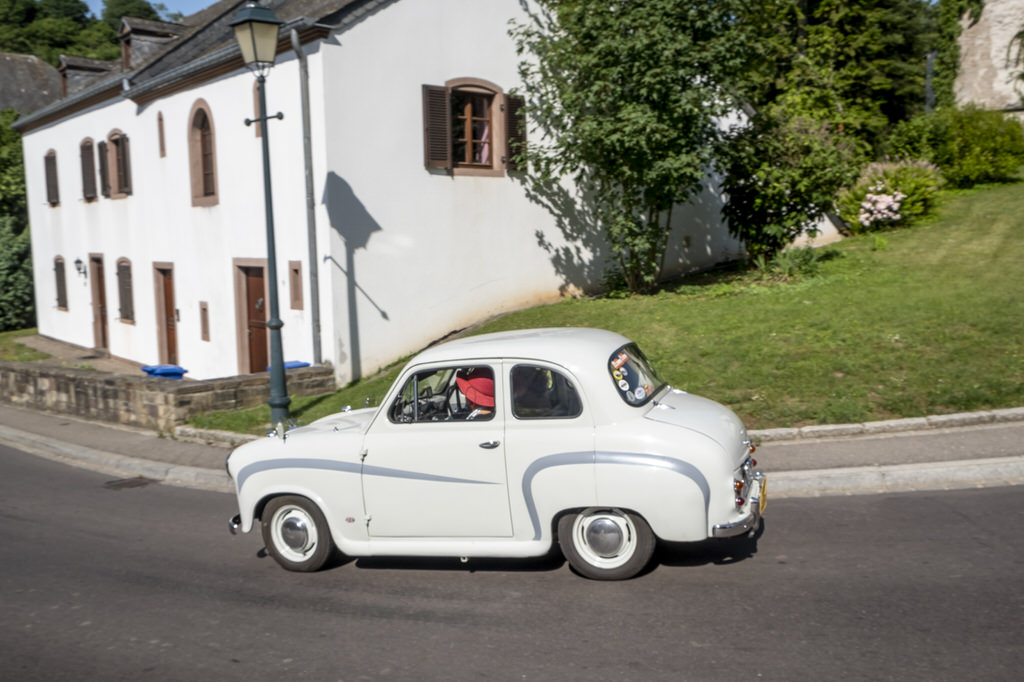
712;473;766;538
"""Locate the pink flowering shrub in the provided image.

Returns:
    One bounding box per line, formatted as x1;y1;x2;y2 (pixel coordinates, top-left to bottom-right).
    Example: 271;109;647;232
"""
837;160;943;234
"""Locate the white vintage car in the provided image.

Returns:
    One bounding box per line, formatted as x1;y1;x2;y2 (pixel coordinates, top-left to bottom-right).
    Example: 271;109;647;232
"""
226;328;765;580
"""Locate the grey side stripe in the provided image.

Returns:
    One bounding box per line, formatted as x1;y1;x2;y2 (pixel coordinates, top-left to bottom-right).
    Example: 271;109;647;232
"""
237;458;498;490
521;451;710;540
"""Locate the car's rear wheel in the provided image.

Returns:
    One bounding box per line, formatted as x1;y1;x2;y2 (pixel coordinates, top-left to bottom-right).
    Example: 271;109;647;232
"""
261;495;334;572
557;508;655;580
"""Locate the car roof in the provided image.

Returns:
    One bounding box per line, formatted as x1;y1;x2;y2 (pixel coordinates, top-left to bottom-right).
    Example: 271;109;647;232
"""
409;327;631;372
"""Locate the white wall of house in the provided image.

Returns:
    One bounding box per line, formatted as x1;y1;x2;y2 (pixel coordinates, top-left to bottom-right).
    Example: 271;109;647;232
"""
22;0;745;386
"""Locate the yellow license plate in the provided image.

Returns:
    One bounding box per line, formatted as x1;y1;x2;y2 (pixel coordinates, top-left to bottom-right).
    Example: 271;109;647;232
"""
758;478;767;514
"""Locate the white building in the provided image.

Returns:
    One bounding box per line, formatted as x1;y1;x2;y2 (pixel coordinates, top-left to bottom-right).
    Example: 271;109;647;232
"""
15;0;743;385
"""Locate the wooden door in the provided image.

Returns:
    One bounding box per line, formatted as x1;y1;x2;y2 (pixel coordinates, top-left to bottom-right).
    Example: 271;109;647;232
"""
90;256;108;352
156;266;178;365
243;266;268;373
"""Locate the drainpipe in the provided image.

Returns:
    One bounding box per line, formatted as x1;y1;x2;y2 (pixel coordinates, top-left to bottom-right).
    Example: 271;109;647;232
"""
292;28;322;365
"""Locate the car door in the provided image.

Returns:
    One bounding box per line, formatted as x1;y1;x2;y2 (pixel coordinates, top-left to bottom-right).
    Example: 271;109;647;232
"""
361;362;513;538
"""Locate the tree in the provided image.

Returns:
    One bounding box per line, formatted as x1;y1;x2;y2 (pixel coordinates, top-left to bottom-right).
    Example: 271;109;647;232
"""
0;216;34;331
513;0;753;293
719;111;859;257
0;110;34;331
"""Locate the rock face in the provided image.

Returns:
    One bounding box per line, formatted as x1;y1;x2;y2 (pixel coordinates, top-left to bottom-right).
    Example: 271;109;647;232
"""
955;0;1024;114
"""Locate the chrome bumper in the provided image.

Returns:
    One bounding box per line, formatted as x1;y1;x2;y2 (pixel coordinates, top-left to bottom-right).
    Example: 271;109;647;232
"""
229;514;241;535
712;473;766;538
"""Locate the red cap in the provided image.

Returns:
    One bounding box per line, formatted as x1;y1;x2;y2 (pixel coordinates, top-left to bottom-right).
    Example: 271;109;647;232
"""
456;374;494;408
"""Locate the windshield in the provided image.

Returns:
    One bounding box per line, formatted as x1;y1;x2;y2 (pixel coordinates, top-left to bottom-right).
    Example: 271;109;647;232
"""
608;343;666;407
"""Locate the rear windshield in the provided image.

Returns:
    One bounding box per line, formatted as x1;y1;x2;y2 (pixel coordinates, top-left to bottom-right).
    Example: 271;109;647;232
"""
608;343;665;407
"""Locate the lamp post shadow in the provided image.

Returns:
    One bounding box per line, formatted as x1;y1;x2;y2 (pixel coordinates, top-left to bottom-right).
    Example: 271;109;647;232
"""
321;172;387;381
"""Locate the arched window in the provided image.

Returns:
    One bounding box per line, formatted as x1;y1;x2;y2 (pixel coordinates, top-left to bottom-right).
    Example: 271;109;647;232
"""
99;129;132;198
80;139;97;201
116;258;134;323
54;257;68;309
421;77;526;177
188;99;218;206
157;112;166;158
44;150;59;206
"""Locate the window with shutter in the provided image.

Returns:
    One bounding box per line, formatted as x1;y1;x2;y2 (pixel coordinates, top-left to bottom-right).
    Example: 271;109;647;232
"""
422;79;524;178
158;112;166;158
103;131;131;198
55;257;68;309
80;139;97;201
98;140;110;197
189;100;219;206
116;259;134;323
44;150;59;206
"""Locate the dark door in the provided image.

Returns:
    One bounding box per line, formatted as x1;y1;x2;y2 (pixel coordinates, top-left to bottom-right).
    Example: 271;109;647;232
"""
90;256;108;352
243;266;267;374
157;267;178;365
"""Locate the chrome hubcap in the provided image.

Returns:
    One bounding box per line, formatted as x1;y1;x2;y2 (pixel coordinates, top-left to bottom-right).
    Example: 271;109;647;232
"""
585;517;624;557
281;516;309;551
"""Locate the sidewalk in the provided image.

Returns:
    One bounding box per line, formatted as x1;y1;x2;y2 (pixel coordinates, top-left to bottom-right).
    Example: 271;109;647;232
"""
1;402;1022;498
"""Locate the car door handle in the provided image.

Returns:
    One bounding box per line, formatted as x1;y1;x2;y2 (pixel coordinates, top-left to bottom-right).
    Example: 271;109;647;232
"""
479;440;500;449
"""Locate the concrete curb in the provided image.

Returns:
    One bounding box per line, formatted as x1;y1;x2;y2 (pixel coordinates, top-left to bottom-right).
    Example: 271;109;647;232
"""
769;456;1024;498
750;407;1024;442
0;424;233;494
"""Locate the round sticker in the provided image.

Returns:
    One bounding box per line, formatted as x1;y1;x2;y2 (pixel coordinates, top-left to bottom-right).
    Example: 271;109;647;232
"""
618;379;629;391
634;386;646;400
612;370;623;381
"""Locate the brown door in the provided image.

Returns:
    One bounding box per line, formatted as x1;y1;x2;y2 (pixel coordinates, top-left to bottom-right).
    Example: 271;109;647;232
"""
243;266;268;373
89;256;108;353
156;267;178;365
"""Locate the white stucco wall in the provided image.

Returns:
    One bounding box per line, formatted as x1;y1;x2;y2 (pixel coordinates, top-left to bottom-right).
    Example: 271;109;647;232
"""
22;59;322;380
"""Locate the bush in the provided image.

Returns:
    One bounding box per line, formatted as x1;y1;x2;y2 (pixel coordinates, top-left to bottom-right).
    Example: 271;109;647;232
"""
719;112;860;258
837;160;944;233
886;106;1024;188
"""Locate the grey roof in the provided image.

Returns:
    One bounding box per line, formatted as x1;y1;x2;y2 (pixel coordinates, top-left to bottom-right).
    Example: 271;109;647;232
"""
13;0;378;131
120;17;188;36
59;55;119;73
0;52;62;115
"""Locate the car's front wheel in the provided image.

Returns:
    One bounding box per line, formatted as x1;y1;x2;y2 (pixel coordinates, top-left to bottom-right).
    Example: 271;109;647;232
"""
261;495;335;572
557;508;655;580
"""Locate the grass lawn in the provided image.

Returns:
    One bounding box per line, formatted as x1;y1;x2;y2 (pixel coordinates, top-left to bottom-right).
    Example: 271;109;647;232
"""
191;179;1023;434
0;329;49;362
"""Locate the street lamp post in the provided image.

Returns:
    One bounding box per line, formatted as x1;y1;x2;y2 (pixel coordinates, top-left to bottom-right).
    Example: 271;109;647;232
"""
231;1;290;430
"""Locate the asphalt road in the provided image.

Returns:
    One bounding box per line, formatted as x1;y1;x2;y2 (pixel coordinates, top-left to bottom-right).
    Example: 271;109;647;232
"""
2;443;1021;681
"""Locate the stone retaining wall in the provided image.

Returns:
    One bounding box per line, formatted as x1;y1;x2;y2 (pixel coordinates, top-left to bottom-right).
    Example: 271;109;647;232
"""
0;363;336;433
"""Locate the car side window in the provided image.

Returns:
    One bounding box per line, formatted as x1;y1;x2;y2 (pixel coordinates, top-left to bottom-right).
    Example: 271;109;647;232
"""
388;366;495;423
511;365;582;419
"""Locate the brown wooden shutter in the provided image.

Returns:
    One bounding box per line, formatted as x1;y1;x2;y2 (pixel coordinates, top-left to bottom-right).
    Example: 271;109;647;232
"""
98;141;110;197
44;151;59;206
505;95;527;171
422;84;451;169
118;135;132;195
81;142;97;201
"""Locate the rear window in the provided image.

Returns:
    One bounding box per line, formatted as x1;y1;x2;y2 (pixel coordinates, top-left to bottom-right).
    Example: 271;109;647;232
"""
608;344;665;407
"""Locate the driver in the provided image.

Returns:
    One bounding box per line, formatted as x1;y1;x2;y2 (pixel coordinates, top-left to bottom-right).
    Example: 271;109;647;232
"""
456;370;494;420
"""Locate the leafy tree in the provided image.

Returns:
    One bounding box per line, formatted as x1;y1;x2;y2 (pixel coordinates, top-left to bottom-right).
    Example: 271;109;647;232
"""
0;215;34;331
738;0;937;152
38;0;89;25
719;111;859;257
101;0;158;30
0;110;26;232
0;110;33;331
513;0;753;293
